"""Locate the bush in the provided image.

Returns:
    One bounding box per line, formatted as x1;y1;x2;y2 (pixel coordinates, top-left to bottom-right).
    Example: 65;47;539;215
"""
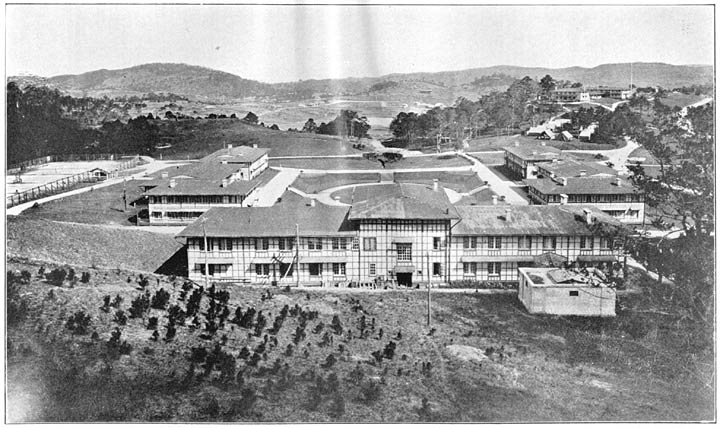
80;272;91;283
67;268;76;282
107;327;132;357
151;288;170;309
129;293;150;318
229;386;257;417
359;379;382;404
114;310;128;325
331;315;343;335
147;316;158;330
7;276;29;326
66;311;92;335
46;268;67;286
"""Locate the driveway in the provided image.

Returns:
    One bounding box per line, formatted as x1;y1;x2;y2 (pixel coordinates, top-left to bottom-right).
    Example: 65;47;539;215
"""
457;152;529;205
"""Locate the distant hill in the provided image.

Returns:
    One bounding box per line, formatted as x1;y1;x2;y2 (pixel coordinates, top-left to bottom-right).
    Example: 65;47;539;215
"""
8;62;713;102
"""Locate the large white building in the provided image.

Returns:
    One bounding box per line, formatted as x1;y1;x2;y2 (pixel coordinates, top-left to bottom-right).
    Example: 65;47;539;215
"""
176;184;623;286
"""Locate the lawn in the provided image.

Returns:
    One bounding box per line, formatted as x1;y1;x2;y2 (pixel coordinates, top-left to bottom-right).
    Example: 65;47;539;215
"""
6;260;714;422
467;152;506;165
271;154;471;171
291;173;381;194
393;171;483;193
154;119;370;160
657;93;709;110
6;217;182;273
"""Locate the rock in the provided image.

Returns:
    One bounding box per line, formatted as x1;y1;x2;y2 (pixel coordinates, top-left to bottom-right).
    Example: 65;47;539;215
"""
349;354;374;363
539;333;566;345
445;344;487;364
589;379;612;391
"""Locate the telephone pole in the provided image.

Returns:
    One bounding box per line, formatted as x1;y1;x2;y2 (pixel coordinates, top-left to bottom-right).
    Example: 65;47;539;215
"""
426;252;431;326
295;223;300;288
201;218;209;287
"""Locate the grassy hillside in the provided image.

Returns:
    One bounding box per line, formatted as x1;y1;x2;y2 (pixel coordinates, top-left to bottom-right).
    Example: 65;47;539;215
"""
6;261;714;422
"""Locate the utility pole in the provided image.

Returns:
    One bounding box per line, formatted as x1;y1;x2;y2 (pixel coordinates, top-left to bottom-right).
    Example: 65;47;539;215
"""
122;178;127;212
295;223;300;288
202;218;209;287
426;252;431;326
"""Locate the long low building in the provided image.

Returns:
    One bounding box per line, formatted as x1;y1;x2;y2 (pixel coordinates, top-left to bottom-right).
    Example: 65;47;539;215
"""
176;183;623;286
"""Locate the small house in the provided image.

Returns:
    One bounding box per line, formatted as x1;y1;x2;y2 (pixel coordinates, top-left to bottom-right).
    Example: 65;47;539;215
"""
538;130;556;140
517;267;616;317
89;168;109;181
557;131;574;142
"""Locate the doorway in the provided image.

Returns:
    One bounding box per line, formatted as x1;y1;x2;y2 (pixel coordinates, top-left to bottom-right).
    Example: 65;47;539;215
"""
397;272;412;287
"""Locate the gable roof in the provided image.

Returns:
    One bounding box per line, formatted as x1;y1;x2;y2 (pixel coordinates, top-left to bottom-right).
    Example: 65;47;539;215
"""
176;198;353;238
453;205;620;236
537;158;617;178
348;183;459;220
525;176;641;195
144;169;278;196
202;145;269;164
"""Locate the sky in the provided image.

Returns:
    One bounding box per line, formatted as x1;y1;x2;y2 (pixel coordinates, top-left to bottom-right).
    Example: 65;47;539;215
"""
5;4;715;83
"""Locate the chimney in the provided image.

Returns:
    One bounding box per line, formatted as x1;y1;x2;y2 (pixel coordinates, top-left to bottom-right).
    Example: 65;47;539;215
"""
560;193;568;205
221;178;229;187
310;198;316;207
505;208;512;222
579;170;587;177
221;160;228;164
532;150;537;156
433;179;439;192
169;179;176;188
614;177;622;186
541;141;546;146
227;144;233;149
253;143;258;148
560;177;567;186
583;207;593;224
492;195;498;205
552;158;558;163
334;196;341;202
161;172;168;179
514;141;520;147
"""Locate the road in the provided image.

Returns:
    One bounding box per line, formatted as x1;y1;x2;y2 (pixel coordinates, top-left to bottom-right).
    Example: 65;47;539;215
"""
563;137;639;175
6;157;186;216
251;168;301;207
457;152;529;205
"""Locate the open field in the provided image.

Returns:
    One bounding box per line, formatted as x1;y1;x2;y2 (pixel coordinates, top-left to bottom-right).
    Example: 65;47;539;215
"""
657;93;709;110
467;152;506;165
291;173;381;194
6;259;713;422
464;135;620;153
271;154;471;171
393;171;484;193
6;217;182;273
6;160;131;195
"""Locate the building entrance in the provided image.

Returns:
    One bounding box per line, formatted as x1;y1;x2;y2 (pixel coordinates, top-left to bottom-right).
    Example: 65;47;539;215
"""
397;272;412;287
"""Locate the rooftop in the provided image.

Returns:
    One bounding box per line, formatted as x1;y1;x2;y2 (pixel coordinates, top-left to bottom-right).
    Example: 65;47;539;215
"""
177;197;353;238
144;168;278;196
202;145;269;164
453;205;620;236
504;144;562;161
519;267;613;288
348;183;459;220
537;158;617;178
524;176;641;195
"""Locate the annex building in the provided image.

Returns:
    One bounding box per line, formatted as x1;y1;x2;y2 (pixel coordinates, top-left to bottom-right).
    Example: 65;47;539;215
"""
141;144;273;225
176;183;622;286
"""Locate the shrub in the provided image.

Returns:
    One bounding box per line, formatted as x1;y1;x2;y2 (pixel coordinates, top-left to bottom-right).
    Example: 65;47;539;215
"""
165;325;177;341
7;278;29;326
330;393;345;418
230;386;257;417
46;268;67;286
151;288;170;309
190;346;208;363
138;275;150;289
382;341;397;360
107;327;132;357
129;293;150;318
321;354;337;369
168;305;186;326
81;272;91;283
67;268;76;282
359;379;382;404
114;310;128;325
347;363;364;385
66;311;92;335
147;316;158;330
111;294;123;308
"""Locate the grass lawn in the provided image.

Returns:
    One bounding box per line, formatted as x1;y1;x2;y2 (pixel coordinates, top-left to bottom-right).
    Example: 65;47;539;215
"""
657;93;709;110
627;147;658;164
291;173;381;194
6;217;182;273
467;152;506;165
567;152;610;162
154;119;369;159
271;154;471;171
393;171;483;193
6;260;714;422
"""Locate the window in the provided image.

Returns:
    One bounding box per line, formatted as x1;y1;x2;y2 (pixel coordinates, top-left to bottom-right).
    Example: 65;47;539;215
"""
628;209;640;219
600;237;613;249
309;263;322;277
152;211;162;218
488;262;502;276
278;238;294;251
279;263;294;277
463;236;477;249
432;263;442;276
218;239;232;251
543;236;557;250
210;264;231;277
332;263;346;276
433;237;442;250
308;238;323;250
363;237;377;251
194;264;206;275
463;262;477;276
518;236;532;250
569;290;579;297
255;238;269;251
369;263;376;276
488;236;502;249
352;237;359;250
255;264;270;276
332;237;347;250
396;243;413;261
580;236;593;249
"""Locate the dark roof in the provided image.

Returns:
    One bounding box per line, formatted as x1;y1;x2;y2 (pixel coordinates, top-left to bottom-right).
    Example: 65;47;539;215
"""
454;188;507;206
453;205;620;236
177;199;353;238
348;183;459;220
552;87;585;93
144;169;278;196
504;145;562;161
537;159;617;178
524;177;641;195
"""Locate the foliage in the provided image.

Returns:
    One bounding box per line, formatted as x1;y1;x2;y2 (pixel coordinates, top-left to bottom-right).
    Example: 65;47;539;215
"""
317;110;370;138
46;268;67;286
150;288;171;310
129;292;151;318
66;311;92;335
242;112;259;125
7;272;30;326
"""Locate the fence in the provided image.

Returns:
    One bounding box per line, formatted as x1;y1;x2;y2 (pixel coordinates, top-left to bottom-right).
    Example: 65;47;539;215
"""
7;153;131;175
6;156;140;208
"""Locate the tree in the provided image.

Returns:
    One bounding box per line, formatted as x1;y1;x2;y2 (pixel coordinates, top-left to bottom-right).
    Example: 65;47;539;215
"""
242;112;259;124
539;74;556;93
302;118;318;133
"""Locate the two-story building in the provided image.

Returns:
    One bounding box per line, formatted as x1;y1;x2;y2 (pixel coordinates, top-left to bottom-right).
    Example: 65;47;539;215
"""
536;158;617;180
525;175;645;224
176;183;622;286
143;144;274;225
504;144;563;179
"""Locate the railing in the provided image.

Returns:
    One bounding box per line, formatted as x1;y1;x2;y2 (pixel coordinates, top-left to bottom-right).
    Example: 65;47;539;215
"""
6;156;140;208
7;153;132;174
